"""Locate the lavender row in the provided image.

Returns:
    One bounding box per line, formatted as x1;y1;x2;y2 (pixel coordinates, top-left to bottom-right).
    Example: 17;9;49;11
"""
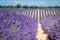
0;9;38;40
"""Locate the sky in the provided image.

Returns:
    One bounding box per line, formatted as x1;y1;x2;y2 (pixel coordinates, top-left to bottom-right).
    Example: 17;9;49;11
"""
0;0;60;6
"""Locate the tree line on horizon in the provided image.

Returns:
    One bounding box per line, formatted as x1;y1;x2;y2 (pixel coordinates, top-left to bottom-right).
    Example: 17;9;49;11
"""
0;4;60;8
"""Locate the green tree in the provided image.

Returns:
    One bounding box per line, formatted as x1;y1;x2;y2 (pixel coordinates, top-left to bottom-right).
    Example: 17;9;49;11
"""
54;6;60;8
0;6;2;8
23;5;29;8
29;6;34;8
16;4;22;8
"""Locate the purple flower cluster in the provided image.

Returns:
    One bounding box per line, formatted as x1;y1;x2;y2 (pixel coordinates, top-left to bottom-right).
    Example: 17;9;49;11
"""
48;17;60;40
0;9;38;40
41;16;60;40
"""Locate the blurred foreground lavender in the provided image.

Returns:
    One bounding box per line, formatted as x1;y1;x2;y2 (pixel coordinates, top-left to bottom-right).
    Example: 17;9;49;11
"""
0;9;38;40
41;16;60;40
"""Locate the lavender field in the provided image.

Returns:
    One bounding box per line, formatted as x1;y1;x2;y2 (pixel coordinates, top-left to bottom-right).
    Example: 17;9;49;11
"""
0;8;60;40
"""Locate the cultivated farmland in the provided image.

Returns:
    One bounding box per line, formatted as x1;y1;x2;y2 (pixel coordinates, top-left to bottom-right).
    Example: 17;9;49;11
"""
0;8;60;40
